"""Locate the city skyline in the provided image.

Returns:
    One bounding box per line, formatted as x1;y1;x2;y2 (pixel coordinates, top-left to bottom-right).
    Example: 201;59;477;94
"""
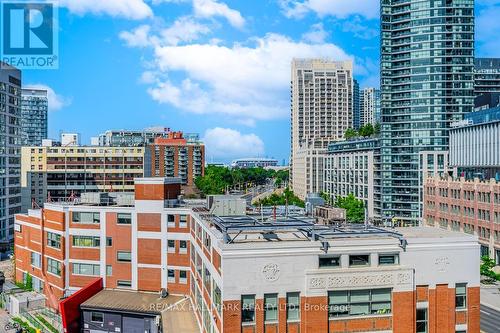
20;1;499;163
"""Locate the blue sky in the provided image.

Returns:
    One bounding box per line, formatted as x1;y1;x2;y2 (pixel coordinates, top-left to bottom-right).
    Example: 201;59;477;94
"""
24;0;500;163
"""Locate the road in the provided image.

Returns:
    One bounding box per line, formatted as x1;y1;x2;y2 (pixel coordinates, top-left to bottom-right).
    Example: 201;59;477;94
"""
481;304;500;333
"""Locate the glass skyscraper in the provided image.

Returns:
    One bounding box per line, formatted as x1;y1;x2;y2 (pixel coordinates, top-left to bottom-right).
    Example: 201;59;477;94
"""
380;0;474;224
21;89;48;146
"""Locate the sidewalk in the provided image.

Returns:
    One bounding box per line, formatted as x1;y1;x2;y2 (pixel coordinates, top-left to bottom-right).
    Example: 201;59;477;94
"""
480;282;500;312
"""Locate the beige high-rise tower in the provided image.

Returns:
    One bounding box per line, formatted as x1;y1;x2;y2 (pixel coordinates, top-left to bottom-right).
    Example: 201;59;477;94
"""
290;59;353;199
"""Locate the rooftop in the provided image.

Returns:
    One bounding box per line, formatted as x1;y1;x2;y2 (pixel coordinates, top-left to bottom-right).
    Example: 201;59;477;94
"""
81;289;184;315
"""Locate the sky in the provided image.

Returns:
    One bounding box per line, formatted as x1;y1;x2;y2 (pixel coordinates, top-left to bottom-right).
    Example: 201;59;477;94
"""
24;0;500;164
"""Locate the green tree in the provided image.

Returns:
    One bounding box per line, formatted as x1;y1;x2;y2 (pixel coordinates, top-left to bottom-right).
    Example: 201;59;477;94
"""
480;256;500;280
334;194;365;223
257;188;304;208
374;123;381;135
25;273;33;291
358;124;375;137
344;128;358;139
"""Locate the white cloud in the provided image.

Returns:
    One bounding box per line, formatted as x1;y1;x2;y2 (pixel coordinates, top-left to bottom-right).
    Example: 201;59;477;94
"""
203;127;264;159
280;0;379;19
119;25;153;48
192;0;245;28
160;17;211;45
302;23;329;43
141;33;351;122
24;84;72;112
59;0;153;20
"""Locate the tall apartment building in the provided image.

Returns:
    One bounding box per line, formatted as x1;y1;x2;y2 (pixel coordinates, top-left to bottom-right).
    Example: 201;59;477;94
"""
380;0;475;224
20;145;144;209
15;177;481;333
21;89;48;146
98;127;170;147
324;138;380;221
353;79;360;130
360;87;381;127
144;132;205;190
0;62;22;245
424;176;500;266
290;59;353;199
474;58;500;96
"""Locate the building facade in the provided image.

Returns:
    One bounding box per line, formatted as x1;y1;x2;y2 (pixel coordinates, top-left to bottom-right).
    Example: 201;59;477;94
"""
424;176;500;266
449;107;500;181
0;62;22;245
360;87;381;127
353;79;360;130
15;177;481;333
230;158;278;169
380;0;475;224
97;127;170;147
324;138;380;221
21;145;144;207
144;132;204;189
21;89;48;146
290;59;353;199
475;58;500;96
61;133;80;147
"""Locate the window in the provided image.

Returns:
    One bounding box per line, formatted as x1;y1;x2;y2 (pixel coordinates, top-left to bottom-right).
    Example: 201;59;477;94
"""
117;213;131;225
179;240;187;254
73;263;100;276
47;258;61;276
328;289;391;318
167;215;175;227
179;270;187;283
349;254;370;266
31;252;41;268
319;256;340;268
286;292;300;321
91;312;104;323
72;236;100;247
378;254;399;266
117;251;131;262
167;240;175;253
264;294;278;322
47;232;61;249
106;237;112;247
180;215;187;227
106;265;112;276
117;280;131;288
455;284;467;309
72;212;100;224
167;269;175;282
416;308;428;333
213;285;222;313
241;295;255;323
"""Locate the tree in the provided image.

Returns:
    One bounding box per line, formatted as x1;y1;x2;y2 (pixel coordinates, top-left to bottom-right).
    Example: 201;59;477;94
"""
344;128;358;140
25;273;33;291
480;256;499;280
257;188;304;208
334;194;365;223
359;124;375;137
374;122;381;135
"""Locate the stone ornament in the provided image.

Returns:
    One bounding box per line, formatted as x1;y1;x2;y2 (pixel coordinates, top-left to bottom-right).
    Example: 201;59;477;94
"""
262;263;280;282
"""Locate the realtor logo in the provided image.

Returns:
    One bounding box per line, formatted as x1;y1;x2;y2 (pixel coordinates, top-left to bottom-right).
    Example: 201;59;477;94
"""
1;1;58;69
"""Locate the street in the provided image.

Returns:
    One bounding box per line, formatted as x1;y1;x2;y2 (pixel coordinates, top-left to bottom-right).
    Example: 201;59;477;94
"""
481;304;500;333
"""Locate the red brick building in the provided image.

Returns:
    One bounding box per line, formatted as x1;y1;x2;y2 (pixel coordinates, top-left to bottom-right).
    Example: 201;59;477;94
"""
424;176;500;265
15;178;480;333
145;132;205;190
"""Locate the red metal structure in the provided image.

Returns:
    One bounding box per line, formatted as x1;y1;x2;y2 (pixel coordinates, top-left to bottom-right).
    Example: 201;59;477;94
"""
59;278;103;333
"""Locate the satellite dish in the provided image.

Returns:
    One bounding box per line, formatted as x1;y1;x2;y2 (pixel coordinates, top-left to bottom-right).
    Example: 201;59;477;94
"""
159;288;169;298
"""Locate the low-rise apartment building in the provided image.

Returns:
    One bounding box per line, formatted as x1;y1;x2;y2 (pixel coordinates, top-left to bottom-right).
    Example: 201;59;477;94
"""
423;176;500;265
15;177;480;333
20;145;144;209
324;138;380;222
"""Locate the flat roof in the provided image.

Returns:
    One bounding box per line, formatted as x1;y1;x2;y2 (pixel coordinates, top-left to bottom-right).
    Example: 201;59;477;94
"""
396;226;474;239
81;290;184;315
